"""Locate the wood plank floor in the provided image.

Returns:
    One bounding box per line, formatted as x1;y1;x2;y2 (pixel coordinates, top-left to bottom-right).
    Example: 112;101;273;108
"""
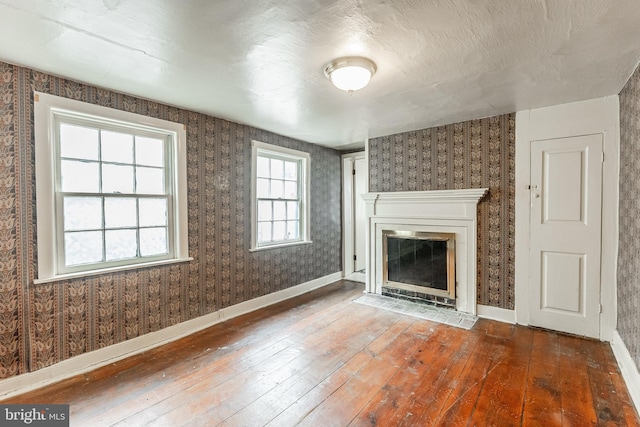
3;280;639;426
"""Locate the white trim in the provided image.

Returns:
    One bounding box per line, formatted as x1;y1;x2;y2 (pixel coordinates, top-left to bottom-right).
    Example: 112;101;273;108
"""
514;110;532;326
0;271;343;399
611;331;640;413
33;92;189;281
600;96;620;342
250;140;311;250
365;188;488;202
33;257;193;285
342;151;366;277
248;240;312;252
477;304;516;324
219;272;341;319
514;96;619;340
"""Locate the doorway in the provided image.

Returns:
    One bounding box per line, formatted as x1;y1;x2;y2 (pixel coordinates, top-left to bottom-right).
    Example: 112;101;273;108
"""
343;152;367;282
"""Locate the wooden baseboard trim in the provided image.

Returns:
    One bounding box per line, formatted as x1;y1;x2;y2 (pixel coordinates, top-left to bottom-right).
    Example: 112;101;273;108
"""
611;330;640;414
477;304;516;324
0;271;343;399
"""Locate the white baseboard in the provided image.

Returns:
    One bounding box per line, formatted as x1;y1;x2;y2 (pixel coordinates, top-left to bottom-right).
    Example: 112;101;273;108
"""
611;330;640;414
477;304;516;324
0;271;343;399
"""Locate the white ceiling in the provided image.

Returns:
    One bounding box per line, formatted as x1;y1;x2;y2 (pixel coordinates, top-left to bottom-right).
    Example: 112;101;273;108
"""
1;0;640;150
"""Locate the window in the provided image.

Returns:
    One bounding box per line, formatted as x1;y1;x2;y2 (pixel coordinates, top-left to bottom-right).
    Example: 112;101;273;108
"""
34;92;190;283
251;141;310;250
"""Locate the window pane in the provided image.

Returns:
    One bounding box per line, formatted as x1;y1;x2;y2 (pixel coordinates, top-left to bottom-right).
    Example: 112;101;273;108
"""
273;201;286;220
273;221;286;241
136;167;164;194
65;231;103;266
59;123;99;160
284;161;297;180
64;197;102;231
105;229;137;261
102;164;135;193
271;159;284;179
287;221;299;239
140;227;168;256
136;136;164;167
287;201;299;220
104;197;137;228
270;180;283;199
101;130;133;164
257;178;270;198
258;200;272;221
258;222;272;243
257;156;270;178
139;198;168;227
61;160;100;192
284;181;297;199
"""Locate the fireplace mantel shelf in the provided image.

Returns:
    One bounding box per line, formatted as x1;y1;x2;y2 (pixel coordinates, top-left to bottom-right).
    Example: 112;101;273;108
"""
362;188;488;204
363;188;489;316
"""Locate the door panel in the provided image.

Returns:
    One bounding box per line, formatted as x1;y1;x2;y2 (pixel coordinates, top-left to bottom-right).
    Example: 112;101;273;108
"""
540;251;584;314
529;134;602;338
544;150;584;223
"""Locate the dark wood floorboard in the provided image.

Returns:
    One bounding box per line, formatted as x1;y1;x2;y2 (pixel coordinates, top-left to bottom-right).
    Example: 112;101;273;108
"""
3;280;638;426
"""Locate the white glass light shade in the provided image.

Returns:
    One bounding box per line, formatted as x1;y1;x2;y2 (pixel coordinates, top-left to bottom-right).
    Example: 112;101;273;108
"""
324;57;377;92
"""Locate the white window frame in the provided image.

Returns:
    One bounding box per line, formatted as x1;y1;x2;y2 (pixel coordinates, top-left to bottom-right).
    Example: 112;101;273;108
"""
34;92;191;283
250;140;311;251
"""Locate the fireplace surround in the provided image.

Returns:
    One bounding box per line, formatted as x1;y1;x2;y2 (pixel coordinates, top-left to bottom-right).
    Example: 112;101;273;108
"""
363;189;488;315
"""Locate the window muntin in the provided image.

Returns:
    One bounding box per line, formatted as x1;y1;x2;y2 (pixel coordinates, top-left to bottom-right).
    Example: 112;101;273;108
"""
55;117;173;272
34;92;190;283
251;141;310;250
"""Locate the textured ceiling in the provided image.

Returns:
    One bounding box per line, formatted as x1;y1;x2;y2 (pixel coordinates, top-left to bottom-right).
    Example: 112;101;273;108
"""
1;0;640;149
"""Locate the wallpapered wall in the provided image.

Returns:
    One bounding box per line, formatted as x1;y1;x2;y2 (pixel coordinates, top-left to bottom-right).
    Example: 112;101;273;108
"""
368;114;515;309
0;61;342;379
618;61;640;370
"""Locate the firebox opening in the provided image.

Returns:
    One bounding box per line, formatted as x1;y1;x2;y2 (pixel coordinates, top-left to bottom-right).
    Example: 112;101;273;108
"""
382;230;456;301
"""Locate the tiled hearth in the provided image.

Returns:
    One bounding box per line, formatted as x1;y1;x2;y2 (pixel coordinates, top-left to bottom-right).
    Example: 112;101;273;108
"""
354;293;477;330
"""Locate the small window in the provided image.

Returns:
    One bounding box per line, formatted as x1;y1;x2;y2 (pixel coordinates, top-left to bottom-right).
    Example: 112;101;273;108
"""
34;92;190;282
251;141;311;250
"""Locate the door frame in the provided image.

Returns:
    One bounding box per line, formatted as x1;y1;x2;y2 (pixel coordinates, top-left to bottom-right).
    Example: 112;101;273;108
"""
342;151;367;282
514;96;619;341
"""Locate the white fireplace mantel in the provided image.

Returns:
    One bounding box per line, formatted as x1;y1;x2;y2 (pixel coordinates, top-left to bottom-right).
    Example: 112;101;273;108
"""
363;188;488;315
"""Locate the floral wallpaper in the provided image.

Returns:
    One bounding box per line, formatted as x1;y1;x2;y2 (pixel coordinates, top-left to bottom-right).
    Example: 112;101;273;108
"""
618;61;640;370
368;114;516;309
0;61;342;378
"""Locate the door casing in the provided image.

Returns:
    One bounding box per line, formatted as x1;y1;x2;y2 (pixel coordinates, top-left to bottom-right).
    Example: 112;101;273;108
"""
515;96;619;341
342;152;367;282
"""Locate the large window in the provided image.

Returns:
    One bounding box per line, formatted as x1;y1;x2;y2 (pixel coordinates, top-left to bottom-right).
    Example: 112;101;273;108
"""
251;141;310;250
34;92;190;282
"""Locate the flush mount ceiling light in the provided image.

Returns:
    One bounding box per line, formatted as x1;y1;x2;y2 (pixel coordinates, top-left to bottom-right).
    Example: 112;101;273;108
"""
324;56;377;93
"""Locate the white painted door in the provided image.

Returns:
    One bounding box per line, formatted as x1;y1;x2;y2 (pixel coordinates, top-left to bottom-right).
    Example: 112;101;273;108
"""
354;158;367;272
529;134;603;338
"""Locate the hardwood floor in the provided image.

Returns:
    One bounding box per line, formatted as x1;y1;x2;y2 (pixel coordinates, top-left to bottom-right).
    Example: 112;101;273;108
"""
3;280;638;426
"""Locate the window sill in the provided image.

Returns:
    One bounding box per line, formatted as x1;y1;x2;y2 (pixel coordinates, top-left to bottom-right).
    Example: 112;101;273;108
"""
249;240;312;252
33;257;194;285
